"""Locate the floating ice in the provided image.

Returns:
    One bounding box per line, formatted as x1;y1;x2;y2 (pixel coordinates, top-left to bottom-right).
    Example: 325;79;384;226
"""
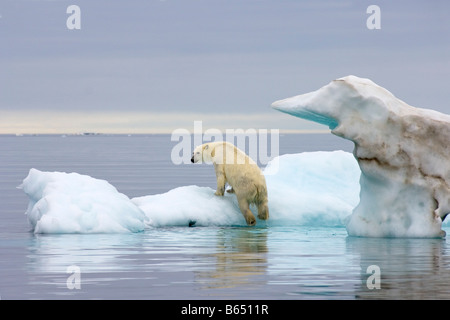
132;185;244;227
21;169;147;233
263;150;360;227
133;150;360;228
272;75;450;237
20;151;360;233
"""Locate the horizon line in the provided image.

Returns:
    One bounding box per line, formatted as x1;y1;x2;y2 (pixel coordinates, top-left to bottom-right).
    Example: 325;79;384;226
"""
0;110;328;135
0;129;331;136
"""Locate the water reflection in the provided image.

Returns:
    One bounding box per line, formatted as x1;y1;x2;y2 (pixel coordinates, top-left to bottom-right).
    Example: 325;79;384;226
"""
346;236;450;299
195;227;268;290
27;233;143;274
21;226;450;299
23;227;270;298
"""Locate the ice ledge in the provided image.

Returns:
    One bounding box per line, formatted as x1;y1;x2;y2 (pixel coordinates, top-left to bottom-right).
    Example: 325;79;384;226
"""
272;75;450;237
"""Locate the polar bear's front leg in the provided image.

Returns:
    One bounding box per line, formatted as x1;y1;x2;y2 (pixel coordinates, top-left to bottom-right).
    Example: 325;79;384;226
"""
238;197;256;226
214;163;226;196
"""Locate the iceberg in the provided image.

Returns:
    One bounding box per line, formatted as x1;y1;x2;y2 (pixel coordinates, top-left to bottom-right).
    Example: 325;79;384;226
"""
20;151;360;233
21;169;147;233
134;150;360;228
263;150;360;227
132;185;245;227
272;75;450;237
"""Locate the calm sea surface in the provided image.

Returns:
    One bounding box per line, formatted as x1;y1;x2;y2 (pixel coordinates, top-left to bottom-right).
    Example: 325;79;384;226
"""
1;134;450;300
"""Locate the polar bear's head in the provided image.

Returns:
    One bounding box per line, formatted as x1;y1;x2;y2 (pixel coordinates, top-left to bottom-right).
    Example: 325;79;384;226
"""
191;143;212;164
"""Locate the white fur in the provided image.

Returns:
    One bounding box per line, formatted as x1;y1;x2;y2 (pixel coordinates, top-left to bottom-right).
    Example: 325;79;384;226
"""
192;141;269;226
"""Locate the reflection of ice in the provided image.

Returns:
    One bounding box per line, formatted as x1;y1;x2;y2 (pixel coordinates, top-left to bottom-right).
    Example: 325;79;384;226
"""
20;226;450;299
346;235;450;299
24;232;155;298
23;227;271;298
28;233;144;274
266;227;360;299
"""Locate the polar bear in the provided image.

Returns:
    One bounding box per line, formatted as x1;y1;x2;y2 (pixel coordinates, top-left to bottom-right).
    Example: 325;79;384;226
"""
191;141;269;226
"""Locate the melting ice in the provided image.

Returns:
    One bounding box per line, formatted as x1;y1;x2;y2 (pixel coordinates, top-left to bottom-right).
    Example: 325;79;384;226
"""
272;75;450;237
20;151;360;233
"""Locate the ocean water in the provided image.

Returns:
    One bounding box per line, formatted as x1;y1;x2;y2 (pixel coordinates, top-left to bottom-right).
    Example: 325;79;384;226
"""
1;134;450;300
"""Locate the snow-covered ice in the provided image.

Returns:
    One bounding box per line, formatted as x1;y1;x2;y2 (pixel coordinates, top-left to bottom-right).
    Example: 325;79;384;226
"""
263;150;359;227
20;169;147;233
134;150;360;228
21;151;360;233
272;75;450;237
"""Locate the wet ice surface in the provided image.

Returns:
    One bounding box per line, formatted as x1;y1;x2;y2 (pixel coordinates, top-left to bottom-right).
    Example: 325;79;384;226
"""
2;134;450;299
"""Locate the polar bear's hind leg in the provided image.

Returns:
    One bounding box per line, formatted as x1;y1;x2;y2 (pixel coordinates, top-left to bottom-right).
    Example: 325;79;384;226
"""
257;202;269;220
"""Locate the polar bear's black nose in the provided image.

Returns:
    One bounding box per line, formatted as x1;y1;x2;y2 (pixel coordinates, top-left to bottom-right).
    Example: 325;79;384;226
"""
191;157;194;163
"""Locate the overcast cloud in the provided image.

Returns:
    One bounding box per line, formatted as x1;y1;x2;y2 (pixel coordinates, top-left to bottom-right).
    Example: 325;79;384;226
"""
1;0;449;133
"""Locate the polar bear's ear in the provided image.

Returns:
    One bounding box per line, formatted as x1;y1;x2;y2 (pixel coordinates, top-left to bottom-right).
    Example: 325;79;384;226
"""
204;144;209;150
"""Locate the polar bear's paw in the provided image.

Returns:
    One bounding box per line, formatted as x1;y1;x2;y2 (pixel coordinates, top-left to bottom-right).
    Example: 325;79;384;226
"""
245;215;256;226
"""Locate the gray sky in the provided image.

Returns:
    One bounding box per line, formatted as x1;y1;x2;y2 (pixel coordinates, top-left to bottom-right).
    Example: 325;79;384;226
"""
1;0;449;133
